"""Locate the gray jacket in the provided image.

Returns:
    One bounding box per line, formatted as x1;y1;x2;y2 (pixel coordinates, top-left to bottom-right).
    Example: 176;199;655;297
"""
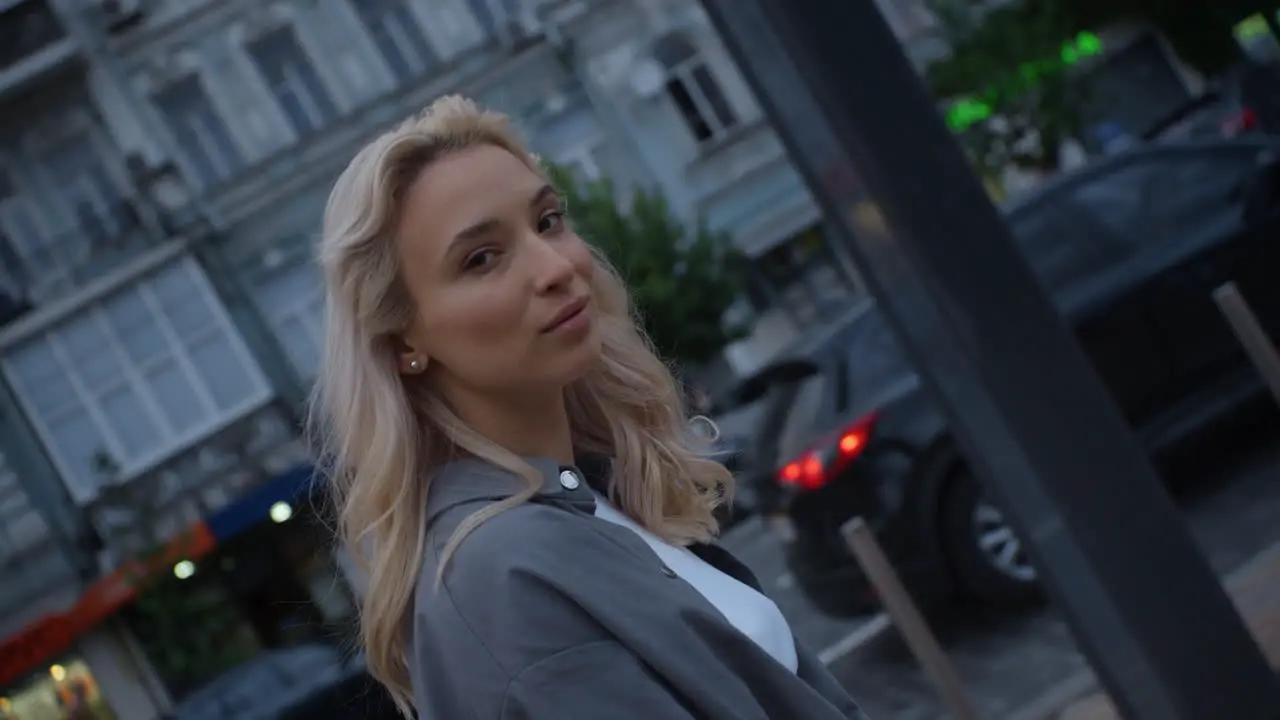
408;453;870;719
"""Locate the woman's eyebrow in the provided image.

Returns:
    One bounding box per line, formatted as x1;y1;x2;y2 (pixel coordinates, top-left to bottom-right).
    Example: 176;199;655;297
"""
529;184;557;207
445;184;557;255
451;217;501;245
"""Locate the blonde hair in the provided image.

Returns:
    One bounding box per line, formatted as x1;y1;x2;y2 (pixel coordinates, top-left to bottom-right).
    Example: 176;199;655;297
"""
309;95;733;715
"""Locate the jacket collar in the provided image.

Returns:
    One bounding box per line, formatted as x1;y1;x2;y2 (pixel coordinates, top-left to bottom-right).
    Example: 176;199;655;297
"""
424;452;612;527
422;452;763;592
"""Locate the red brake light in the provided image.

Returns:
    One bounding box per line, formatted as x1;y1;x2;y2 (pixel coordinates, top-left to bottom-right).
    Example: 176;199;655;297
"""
779;462;802;483
1222;107;1259;136
777;412;878;491
1241;107;1259;131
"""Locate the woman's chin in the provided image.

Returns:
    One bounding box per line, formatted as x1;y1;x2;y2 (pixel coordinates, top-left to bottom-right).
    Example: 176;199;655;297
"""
559;332;604;384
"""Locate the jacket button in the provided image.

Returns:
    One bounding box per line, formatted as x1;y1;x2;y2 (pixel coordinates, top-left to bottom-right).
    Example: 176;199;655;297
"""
559;470;580;490
660;565;678;578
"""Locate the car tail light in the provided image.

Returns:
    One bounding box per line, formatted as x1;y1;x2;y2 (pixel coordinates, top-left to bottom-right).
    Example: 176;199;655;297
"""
1222;107;1259;136
777;412;879;491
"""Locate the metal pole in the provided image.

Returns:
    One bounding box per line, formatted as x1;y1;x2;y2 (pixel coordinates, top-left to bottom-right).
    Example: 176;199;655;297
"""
697;1;1280;718
842;518;980;720
1213;282;1280;407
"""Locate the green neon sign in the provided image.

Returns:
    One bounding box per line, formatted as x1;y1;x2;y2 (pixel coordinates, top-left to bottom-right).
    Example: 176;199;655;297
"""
944;31;1105;133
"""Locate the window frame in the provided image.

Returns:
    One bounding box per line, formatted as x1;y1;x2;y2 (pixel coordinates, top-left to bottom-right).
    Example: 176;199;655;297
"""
151;74;245;188
350;0;439;84
246;25;339;139
0;451;50;566
654;33;739;145
0;169;58;293
34;130;129;240
0;256;274;503
752;364;832;471
1007;141;1267;290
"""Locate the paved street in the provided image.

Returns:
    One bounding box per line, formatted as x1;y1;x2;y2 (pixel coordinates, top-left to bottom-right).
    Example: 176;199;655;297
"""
722;415;1280;719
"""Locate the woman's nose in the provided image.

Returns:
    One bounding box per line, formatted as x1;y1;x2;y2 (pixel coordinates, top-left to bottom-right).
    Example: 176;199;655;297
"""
531;238;575;294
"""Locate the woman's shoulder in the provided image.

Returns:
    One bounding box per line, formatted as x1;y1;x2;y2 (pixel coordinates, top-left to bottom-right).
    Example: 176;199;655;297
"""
411;499;619;676
426;495;619;593
421;456;622;580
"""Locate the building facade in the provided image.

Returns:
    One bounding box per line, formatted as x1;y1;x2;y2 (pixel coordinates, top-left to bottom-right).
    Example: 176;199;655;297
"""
0;0;871;717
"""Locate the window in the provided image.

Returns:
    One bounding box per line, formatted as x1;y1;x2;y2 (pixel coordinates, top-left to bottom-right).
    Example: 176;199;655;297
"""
39;133;129;243
1010;145;1263;291
247;27;338;138
465;0;504;38
0;170;52;292
0;452;50;567
152;75;244;187
2;257;272;503
251;259;325;383
1071;148;1257;243
1064;161;1162;242
842;307;911;400
1007;201;1121;291
0;0;68;69
774;374;827;463
653;32;738;144
351;0;439;84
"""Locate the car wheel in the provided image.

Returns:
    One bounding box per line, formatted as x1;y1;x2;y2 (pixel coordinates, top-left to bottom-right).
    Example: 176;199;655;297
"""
940;466;1043;608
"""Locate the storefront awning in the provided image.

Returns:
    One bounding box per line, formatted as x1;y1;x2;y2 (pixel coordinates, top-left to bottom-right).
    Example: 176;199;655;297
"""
0;462;318;689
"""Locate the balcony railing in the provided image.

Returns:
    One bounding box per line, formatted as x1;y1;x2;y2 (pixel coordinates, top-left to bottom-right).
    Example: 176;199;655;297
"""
0;199;161;325
86;401;308;568
0;0;82;99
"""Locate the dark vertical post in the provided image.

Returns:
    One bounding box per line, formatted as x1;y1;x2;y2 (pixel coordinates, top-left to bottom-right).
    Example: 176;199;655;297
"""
697;0;1280;717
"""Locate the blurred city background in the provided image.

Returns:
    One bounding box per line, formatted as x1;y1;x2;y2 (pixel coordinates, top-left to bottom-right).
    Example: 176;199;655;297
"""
1;0;1279;718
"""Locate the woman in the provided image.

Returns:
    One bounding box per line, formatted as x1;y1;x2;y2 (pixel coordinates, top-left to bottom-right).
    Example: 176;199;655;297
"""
312;95;869;719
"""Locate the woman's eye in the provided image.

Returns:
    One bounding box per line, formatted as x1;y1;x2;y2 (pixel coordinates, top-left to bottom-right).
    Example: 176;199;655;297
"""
537;210;566;234
463;249;500;272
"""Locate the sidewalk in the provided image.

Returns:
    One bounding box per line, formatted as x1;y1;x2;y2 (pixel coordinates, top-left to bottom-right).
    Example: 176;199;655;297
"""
1012;540;1280;720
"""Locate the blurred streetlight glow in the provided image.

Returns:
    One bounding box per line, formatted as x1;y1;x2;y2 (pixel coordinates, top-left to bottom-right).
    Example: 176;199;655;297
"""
270;501;293;524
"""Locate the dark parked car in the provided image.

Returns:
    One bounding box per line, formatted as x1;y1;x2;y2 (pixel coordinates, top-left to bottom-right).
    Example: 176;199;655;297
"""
171;644;398;720
730;137;1280;616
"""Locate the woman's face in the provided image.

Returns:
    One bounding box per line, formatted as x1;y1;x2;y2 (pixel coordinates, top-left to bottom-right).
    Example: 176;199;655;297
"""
393;144;601;397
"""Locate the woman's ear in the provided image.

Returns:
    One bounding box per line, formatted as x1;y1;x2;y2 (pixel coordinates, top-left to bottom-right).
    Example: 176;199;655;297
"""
400;355;428;375
391;336;429;375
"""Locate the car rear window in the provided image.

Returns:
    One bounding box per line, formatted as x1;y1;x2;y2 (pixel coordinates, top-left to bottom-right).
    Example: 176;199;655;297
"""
775;374;828;462
841;308;910;404
1008;143;1265;290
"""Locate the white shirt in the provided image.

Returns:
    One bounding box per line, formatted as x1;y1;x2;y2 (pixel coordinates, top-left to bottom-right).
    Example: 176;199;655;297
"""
592;491;799;673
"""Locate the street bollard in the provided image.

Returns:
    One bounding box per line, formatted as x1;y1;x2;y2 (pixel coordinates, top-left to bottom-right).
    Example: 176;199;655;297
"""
1212;282;1280;408
841;517;981;720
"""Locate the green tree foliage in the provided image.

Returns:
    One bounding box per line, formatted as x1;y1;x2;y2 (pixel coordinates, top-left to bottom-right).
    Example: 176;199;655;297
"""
926;0;1087;177
545;164;748;367
127;571;254;693
928;0;1254;180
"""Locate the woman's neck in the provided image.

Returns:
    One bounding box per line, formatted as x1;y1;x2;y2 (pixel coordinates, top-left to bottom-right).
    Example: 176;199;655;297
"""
449;387;575;464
